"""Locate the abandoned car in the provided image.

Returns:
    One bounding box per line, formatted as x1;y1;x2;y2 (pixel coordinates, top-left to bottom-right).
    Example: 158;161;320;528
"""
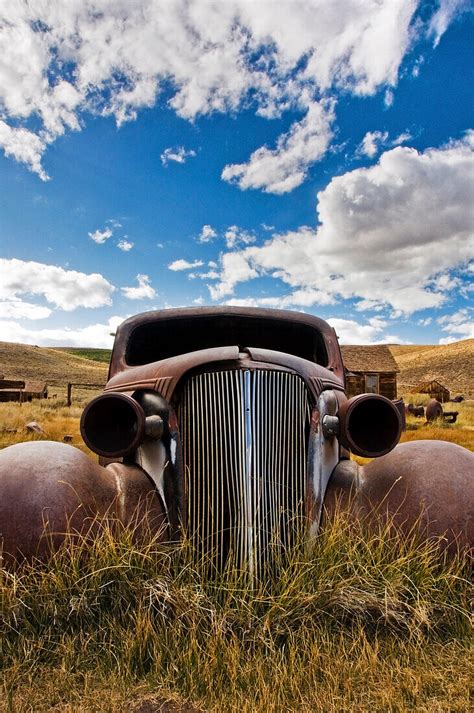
0;307;472;568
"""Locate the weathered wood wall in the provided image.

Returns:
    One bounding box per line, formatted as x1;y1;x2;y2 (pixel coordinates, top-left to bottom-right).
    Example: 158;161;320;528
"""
346;372;397;400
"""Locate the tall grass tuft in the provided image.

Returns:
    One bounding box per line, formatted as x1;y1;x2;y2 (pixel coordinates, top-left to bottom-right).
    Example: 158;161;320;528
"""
1;510;472;711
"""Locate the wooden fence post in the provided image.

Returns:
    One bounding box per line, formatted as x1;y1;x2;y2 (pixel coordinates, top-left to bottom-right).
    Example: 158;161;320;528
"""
67;383;72;407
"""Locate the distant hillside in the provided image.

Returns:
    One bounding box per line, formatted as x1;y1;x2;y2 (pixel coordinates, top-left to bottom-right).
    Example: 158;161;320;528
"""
54;347;112;363
389;339;474;397
0;338;472;398
0;342;108;388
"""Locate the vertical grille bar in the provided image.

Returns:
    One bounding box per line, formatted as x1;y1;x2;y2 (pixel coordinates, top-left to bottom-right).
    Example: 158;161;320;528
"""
180;369;309;574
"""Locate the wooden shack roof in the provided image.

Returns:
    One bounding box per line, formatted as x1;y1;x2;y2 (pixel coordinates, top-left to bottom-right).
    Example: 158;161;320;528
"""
340;345;399;374
411;380;450;394
23;381;48;394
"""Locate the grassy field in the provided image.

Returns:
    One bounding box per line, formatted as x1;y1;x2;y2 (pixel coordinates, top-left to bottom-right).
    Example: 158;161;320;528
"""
0;388;101;455
0;342;473;711
401;399;474;452
1;511;472;712
0;392;473;711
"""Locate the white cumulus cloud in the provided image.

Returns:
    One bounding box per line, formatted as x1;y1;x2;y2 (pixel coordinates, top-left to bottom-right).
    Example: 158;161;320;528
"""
117;239;134;252
210;133;474;314
208;253;259;300
121;274;156;300
224;225;256;249
197;225;217;244
0;258;115;311
327;317;402;345
89;227;113;244
0;1;454;185
0;316;124;348
0;299;51;320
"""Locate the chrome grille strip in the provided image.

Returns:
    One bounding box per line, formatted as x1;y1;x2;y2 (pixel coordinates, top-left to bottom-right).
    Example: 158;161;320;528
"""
180;369;309;574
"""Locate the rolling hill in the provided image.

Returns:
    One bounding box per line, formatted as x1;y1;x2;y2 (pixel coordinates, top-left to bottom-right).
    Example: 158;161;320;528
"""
0;338;472;398
0;341;108;389
389;339;474;397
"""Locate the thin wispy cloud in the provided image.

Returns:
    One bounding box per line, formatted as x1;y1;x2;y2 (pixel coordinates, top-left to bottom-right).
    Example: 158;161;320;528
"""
357;130;413;158
117;239;134;252
222;100;335;193
161;146;196;166
357;131;389;158
168;259;204;271
438;308;474;343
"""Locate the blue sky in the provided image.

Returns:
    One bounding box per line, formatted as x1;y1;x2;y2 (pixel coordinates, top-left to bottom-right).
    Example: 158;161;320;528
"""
0;1;473;347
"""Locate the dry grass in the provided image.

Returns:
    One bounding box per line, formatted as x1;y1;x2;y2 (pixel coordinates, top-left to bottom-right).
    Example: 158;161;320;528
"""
0;341;107;395
3;640;472;712
0;400;472;711
1;513;472;713
0;389;101;455
390;339;474;397
400;398;474;452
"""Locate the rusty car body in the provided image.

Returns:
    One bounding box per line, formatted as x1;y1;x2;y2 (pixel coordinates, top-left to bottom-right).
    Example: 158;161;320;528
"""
0;307;472;568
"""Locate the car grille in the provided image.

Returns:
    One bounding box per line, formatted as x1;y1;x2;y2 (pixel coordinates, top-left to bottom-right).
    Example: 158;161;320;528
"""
179;369;310;575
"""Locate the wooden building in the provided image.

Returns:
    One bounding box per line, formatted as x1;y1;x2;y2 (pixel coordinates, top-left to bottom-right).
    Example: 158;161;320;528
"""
340;345;399;400
0;379;48;402
23;381;48;400
411;380;450;403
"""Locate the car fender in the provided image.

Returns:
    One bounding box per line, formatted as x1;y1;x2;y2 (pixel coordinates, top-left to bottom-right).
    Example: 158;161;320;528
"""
0;440;167;562
324;439;474;550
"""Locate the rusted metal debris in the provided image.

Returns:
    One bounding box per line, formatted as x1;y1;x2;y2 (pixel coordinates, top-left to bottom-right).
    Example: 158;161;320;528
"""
425;398;459;424
405;402;425;418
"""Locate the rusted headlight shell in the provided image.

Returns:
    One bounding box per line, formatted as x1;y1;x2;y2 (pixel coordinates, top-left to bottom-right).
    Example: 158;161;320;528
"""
80;393;147;458
338;394;402;458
